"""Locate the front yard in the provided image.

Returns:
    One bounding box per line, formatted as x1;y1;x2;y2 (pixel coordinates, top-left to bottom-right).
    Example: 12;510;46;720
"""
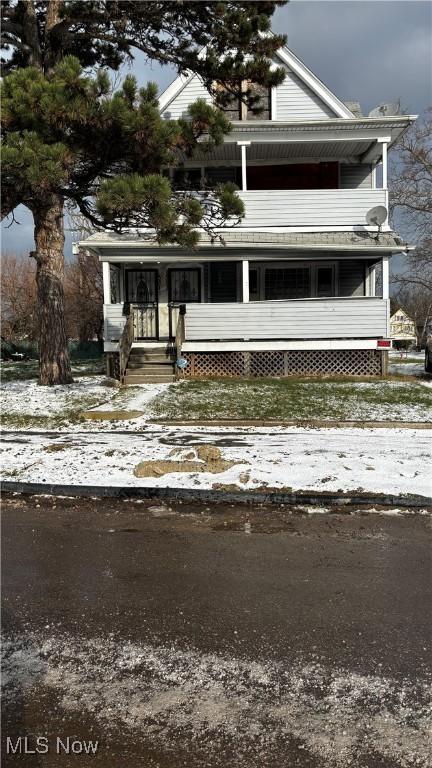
1;374;431;430
1;370;430;498
151;377;432;423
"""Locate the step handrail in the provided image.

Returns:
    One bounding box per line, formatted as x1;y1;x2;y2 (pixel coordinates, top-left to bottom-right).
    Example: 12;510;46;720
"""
174;305;186;379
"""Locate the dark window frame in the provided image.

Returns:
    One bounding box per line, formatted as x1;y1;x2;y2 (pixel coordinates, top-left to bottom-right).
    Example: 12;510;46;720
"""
168;267;202;303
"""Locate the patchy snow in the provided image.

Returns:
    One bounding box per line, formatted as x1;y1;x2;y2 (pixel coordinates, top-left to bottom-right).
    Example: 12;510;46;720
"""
389;362;425;376
89;382;171;412
2;629;431;767
388;350;426;377
0;377;114;417
1;425;431;498
2;377;432;430
1;377;430;497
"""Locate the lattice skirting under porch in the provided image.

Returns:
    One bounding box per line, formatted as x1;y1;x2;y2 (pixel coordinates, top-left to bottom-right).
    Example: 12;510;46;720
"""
181;349;386;378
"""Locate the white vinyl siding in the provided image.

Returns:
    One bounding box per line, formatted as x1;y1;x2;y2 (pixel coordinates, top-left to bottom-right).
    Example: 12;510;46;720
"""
161;76;212;119
104;304;126;341
163;64;339;122
274;66;336;121
184;298;388;341
340;164;373;189
236;189;386;228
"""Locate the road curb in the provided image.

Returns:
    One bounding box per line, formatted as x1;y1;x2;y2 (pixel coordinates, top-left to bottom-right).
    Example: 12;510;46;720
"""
2;481;431;509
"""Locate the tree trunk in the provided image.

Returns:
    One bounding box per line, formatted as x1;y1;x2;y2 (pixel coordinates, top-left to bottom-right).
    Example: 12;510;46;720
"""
32;196;73;385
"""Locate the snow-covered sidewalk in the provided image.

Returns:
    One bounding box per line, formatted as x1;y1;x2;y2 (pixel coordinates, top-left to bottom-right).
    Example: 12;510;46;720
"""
1;424;431;498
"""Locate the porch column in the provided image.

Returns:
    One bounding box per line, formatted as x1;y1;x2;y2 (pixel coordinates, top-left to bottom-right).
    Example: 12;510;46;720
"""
369;264;376;297
242;260;249;302
102;261;111;304
381;141;388;189
237;141;251;191
382;255;389;300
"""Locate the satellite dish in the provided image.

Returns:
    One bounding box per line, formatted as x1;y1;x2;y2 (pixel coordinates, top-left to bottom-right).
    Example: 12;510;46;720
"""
368;101;400;118
366;205;387;227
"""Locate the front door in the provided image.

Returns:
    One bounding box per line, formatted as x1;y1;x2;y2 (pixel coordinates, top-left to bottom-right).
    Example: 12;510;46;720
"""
126;269;158;340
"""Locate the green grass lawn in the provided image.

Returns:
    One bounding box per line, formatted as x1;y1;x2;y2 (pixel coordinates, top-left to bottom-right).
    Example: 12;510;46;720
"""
150;378;432;423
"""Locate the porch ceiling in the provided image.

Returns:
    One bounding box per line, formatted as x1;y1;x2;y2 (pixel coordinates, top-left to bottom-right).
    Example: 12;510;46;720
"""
193;139;374;164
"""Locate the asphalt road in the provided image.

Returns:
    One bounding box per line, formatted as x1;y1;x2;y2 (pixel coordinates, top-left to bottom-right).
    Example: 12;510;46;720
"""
2;494;431;768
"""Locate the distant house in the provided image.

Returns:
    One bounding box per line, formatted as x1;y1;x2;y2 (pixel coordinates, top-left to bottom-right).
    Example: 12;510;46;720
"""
390;309;417;345
79;39;417;383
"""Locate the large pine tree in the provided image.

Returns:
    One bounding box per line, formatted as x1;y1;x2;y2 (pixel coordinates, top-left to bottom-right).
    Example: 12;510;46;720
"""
1;1;286;384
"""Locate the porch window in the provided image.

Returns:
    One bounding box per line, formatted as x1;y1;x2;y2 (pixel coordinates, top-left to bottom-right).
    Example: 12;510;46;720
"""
316;265;335;297
265;267;310;300
126;270;158;304
168;268;201;302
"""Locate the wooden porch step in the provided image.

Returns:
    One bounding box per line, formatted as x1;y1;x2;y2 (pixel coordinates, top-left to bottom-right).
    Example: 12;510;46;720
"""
128;354;176;365
124;373;176;384
127;363;175;374
124;343;176;384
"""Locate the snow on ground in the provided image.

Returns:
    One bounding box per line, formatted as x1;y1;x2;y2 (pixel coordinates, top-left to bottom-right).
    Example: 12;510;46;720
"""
388;350;426;377
389;362;425;376
2;377;432;429
0;376;114;417
1;377;431;497
1;424;431;498
2;629;431;767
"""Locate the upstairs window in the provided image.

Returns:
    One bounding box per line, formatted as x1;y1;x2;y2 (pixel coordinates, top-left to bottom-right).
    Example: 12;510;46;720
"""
215;80;271;121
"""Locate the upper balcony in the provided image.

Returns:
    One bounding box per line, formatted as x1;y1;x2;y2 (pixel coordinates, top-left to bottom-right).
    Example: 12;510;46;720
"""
174;132;392;232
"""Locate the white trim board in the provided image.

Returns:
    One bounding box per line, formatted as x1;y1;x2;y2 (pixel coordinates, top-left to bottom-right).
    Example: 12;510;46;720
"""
182;339;385;352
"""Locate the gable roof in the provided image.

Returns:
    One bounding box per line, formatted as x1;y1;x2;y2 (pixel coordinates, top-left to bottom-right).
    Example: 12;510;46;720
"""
159;42;356;120
390;309;414;321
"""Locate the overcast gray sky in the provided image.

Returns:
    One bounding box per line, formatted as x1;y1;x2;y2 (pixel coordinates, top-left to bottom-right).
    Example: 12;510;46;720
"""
2;0;431;264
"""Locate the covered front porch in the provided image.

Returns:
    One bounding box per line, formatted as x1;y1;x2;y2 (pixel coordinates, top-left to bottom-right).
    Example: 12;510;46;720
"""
103;253;389;349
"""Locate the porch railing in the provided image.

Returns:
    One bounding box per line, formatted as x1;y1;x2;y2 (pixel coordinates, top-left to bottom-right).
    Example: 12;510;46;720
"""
174;305;186;379
182;297;390;341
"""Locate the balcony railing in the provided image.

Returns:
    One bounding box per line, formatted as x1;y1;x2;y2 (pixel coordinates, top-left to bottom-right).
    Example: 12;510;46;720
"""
234;189;387;229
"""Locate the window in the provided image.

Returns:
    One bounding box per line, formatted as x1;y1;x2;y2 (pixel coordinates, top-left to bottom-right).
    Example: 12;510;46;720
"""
126;270;158;304
265;267;310;300
171;168;202;190
246;83;271;120
214;80;271;121
168;269;201;303
204;167;240;186
109;264;121;303
316;266;335;297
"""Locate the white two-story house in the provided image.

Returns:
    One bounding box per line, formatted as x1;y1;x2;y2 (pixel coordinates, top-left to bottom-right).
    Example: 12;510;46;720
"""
80;42;416;383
